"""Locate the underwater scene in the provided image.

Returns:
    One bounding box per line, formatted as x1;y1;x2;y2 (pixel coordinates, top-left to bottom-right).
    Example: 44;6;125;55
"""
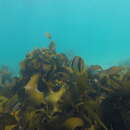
0;0;130;130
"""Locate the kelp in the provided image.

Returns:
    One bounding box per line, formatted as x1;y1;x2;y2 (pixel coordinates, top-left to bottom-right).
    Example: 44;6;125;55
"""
0;37;130;130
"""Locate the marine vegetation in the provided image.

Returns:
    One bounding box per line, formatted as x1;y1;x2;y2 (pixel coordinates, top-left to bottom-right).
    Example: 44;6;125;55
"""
0;37;130;130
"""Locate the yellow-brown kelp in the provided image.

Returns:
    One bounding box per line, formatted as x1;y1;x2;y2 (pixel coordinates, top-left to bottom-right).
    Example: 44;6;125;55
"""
1;36;130;130
63;117;85;130
44;32;52;39
46;85;66;112
24;74;45;104
0;96;8;113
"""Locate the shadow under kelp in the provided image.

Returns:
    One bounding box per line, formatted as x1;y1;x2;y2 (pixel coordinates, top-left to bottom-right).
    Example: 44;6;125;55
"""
101;88;130;130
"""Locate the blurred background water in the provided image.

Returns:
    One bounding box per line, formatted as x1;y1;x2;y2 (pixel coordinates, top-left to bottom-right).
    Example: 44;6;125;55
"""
0;0;130;73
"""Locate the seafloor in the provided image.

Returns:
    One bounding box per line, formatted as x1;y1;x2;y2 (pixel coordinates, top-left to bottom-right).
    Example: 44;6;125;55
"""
0;40;130;130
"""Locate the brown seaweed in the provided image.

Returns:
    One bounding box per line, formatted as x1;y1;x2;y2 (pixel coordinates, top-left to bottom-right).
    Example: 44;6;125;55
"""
0;38;130;130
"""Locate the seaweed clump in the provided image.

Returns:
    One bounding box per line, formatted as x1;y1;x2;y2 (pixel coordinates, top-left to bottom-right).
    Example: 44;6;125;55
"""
0;36;130;130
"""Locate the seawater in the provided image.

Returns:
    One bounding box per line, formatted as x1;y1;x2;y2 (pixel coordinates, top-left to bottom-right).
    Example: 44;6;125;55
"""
0;0;130;73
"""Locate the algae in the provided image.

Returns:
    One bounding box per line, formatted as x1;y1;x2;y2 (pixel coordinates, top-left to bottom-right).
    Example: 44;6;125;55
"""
0;38;130;130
